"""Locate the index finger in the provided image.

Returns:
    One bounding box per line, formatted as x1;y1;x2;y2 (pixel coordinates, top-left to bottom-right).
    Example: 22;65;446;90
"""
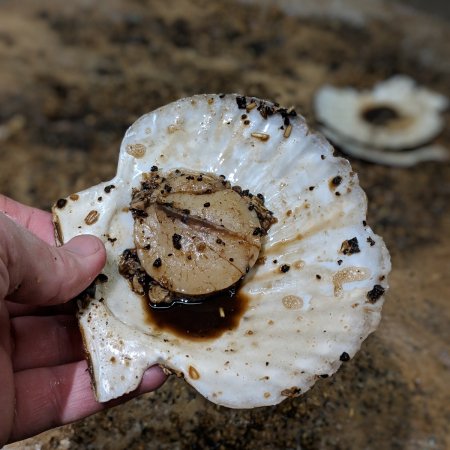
0;195;55;245
10;362;167;443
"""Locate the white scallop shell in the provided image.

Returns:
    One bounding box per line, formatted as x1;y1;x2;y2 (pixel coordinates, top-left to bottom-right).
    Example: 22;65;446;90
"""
53;94;391;408
314;75;448;151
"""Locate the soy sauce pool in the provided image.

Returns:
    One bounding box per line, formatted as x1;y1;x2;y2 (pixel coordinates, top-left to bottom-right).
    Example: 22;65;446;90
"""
142;290;250;341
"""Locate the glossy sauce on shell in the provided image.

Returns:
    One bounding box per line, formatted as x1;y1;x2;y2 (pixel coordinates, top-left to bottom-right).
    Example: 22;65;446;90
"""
142;291;250;340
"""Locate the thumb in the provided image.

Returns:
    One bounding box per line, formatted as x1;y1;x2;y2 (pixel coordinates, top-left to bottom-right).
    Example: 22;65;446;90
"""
1;213;106;305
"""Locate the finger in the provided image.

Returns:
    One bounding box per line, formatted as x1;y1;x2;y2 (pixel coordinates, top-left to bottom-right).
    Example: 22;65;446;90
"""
9;362;167;443
11;315;84;371
1;213;106;305
5;301;42;317
0;348;14;447
6;299;78;318
0;194;55;245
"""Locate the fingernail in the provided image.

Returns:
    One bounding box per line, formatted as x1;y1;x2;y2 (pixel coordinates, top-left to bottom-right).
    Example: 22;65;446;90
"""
65;235;103;257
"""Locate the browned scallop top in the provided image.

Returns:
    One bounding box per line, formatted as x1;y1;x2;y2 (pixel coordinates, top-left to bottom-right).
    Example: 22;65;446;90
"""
122;168;276;303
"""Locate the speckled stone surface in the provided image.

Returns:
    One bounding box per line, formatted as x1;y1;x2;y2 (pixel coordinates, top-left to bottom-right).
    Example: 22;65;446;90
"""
1;0;449;449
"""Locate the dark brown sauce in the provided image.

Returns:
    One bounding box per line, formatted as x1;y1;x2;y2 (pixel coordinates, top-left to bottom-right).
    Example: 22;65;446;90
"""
142;291;250;341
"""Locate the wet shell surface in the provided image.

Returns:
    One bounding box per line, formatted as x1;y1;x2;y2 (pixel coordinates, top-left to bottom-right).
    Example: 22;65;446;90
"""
53;94;391;408
314;76;449;166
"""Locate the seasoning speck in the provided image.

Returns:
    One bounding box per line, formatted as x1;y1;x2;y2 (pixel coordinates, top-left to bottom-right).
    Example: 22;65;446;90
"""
85;210;100;225
56;198;67;209
367;284;385;303
126;143;146;158
280;264;290;273
331;175;343;187
236;96;247;109
172;233;182;250
251;132;270;141
283;124;292;138
153;258;162;268
97;274;108;283
340;237;360;255
188;365;200;380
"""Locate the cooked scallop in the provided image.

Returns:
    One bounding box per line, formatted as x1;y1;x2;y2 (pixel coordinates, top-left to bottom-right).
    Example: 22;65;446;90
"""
52;94;391;408
126;169;271;301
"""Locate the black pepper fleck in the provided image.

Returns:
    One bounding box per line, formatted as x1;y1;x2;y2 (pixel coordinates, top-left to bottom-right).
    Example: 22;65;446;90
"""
56;198;67;208
97;274;108;283
280;264;290;273
367;285;385;303
340;352;350;362
172;233;182;250
203;202;210;208
367;236;376;246
104;184;116;193
236;96;247;109
253;227;263;236
151;165;158;172
153;258;162;268
340;237;360;255
331;176;342;186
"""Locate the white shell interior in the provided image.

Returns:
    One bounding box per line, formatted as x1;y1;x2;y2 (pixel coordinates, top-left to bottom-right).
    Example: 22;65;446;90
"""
53;94;391;408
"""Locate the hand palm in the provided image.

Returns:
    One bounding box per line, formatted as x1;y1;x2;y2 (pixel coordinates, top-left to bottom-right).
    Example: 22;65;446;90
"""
0;197;165;445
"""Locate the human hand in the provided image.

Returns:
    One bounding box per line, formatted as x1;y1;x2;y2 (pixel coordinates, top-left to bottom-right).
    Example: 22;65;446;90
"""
0;195;167;446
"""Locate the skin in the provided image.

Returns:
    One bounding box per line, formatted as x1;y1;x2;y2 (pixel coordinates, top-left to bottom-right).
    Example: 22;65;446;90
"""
0;195;167;446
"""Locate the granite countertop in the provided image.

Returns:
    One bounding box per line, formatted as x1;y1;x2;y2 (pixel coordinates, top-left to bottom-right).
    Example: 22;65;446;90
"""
1;0;449;448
